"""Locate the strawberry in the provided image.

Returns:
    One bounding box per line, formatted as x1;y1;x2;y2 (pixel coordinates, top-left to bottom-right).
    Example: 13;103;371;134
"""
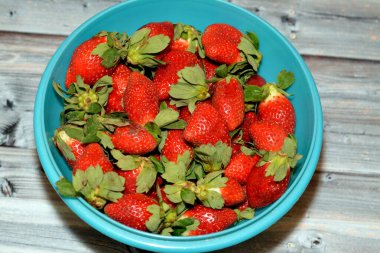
53;128;85;168
153;50;200;101
201;23;261;71
179;205;237;236
224;153;260;185
249;121;287;151
241;112;258;142
172;23;202;54
246;162;290;208
161;130;193;162
257;84;296;134
104;193;161;232
142;21;174;56
111;124;157;155
215;178;246;207
212;77;245;131
106;64;132;113
202;23;243;65
123;71;159;125
117;167;142;195
183;103;230;146
73;143;114;174
179;106;192;123
246;74;266;87
65;35;116;88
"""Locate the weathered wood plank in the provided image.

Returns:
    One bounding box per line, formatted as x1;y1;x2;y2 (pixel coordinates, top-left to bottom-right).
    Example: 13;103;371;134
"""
0;0;380;60
1;146;379;253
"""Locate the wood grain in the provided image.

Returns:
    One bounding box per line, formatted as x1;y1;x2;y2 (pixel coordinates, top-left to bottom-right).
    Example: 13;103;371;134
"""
0;0;379;60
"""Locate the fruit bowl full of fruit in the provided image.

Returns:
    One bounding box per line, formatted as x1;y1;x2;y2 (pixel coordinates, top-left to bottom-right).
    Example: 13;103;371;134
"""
34;0;323;252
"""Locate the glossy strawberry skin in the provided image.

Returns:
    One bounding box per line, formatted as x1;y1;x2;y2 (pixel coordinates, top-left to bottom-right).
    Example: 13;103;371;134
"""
123;72;159;125
117;166;142;195
241;112;258;142
246;163;290;208
220;178;246;207
212;78;245;131
104;193;159;231
246;74;266;87
106;64;132;113
224;153;260;185
65;36;115;88
73;143;114;174
183;103;230;146
202;23;243;65
153;50;200;101
249;121;287;151
181;205;237;236
161;130;193;162
111;124;157;155
258;92;296;134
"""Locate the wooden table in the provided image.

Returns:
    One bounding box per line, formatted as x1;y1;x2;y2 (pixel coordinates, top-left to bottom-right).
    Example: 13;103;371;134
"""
1;0;379;252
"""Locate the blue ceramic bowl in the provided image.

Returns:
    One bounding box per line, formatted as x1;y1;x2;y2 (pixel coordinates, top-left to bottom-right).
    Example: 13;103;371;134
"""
34;0;323;252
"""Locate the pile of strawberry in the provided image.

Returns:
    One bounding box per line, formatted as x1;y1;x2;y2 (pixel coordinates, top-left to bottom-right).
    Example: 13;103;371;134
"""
54;21;301;236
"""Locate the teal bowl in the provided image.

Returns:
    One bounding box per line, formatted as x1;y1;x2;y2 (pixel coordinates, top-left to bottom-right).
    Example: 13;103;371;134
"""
34;0;323;252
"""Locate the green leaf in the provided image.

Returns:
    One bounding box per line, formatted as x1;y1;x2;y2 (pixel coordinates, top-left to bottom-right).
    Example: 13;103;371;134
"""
85;165;104;189
179;65;206;85
92;43;109;57
246;31;260;49
100;47;120;68
96;131;114;149
54;130;76;161
181;188;196;205
194;141;232;172
215;64;228;78
154;108;180;128
140;34;170;54
158;130;168;153
65;111;86;123
169;83;203;100
136;161;157;193
277;70;295;90
164;185;183;203
115;155;140;171
145;204;162;233
72;170;86;192
129;28;150;46
203;190;224;209
149;156;165;173
55;178;77;197
235;207;255;221
244;85;266;102
161;151;192;183
162;119;187;130
100;171;125;192
241;146;256;156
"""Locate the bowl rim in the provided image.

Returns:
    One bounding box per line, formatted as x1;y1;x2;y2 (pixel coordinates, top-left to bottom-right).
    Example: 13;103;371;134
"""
34;0;323;252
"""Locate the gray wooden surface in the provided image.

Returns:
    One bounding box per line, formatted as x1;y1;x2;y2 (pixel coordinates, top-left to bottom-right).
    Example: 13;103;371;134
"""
1;0;379;252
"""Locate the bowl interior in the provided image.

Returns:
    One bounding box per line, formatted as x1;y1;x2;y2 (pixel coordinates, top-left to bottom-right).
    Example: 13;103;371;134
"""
35;0;323;252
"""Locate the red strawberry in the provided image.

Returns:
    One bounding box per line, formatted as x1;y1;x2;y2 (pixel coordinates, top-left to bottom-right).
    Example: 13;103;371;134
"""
161;130;193;162
123;71;159;125
246;74;266;87
241;112;258;142
246;163;290;208
149;186;175;208
179;106;192;123
257;84;296;134
202;23;243;65
224;153;260;185
104;193;160;232
180;205;237;236
235;186;249;211
111;124;157;155
153;50;201;101
201;58;218;80
172;23;201;52
65;35;115;88
117;167;142;195
249;121;287;151
53;129;85;168
212;78;245;131
106;64;132;113
183;103;230;146
218;178;246;207
73;143;114;174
